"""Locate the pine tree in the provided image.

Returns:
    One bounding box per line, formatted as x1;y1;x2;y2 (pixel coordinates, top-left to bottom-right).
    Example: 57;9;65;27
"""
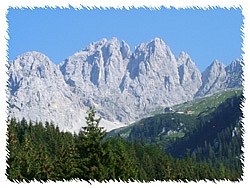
76;107;110;181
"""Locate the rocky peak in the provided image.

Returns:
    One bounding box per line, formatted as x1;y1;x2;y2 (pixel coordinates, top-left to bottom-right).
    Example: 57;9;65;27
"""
195;60;227;97
86;38;108;52
226;59;242;73
201;60;226;82
176;51;202;93
128;38;176;79
8;51;61;85
120;40;132;59
102;37;120;55
209;60;226;72
225;59;243;88
11;51;51;69
176;51;191;66
147;37;166;49
7;37;243;133
135;37;173;58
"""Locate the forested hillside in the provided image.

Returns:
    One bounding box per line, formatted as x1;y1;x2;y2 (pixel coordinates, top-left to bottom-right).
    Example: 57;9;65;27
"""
6;105;243;182
108;89;244;177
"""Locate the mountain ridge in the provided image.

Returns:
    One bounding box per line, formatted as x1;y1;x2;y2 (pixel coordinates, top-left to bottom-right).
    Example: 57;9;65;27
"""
7;37;243;132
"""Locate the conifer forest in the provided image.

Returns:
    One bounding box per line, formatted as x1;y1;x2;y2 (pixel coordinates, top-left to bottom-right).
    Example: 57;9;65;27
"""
6;94;244;182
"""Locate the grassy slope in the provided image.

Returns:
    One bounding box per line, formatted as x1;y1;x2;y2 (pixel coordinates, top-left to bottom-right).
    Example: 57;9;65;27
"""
172;88;243;117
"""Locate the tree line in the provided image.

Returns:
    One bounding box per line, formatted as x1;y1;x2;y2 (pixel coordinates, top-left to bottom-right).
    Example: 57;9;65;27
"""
6;107;242;182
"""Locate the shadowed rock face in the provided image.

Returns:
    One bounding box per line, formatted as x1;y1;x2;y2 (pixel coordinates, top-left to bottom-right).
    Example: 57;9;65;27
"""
7;37;243;133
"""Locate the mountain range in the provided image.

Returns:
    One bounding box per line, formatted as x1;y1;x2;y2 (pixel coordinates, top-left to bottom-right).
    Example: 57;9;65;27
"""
7;37;243;132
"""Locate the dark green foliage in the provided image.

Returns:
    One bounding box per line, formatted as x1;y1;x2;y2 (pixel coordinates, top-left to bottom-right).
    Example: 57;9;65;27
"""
166;94;243;175
126;113;197;148
6;99;243;182
106;136;138;181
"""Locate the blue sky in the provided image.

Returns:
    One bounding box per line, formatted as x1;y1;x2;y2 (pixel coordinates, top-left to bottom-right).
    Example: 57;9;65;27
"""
7;7;243;71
